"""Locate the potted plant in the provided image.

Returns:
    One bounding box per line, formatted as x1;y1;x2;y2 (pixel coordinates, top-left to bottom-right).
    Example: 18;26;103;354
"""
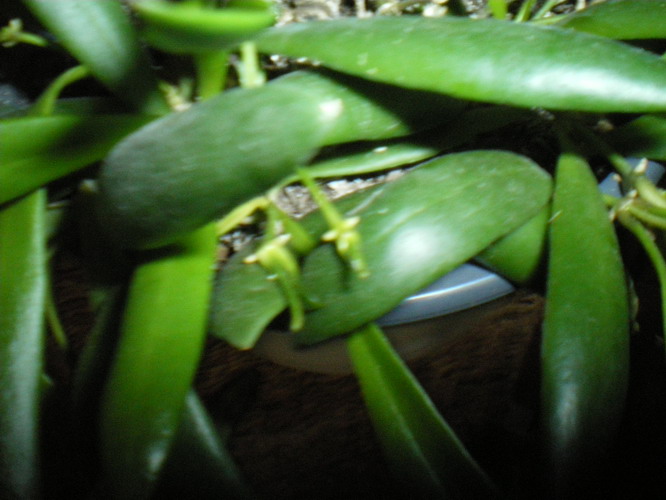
2;0;666;498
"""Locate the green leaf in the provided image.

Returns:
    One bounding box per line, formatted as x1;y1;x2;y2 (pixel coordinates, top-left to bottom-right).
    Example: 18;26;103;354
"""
156;391;252;499
553;0;666;40
99;223;218;499
23;0;167;114
133;0;276;53
255;16;666;113
0;113;152;204
0;190;46;499
297;150;552;344
606;114;666;161
541;151;630;493
71;286;126;426
347;323;497;498
97;69;463;249
209;243;286;349
475;205;550;285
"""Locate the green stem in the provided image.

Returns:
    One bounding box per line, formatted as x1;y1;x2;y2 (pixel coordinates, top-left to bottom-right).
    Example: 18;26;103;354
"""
244;234;307;331
1;18;49;47
45;287;68;349
627;203;666;230
269;258;306;331
560;118;635;178
617;212;666;357
265;203;317;255
635;175;666;210
533;0;567;20
215;196;269;237
297;168;344;228
488;0;508;19
297;167;369;277
237;41;265;89
610;153;639;179
515;0;537;21
30;65;91;117
194;50;230;100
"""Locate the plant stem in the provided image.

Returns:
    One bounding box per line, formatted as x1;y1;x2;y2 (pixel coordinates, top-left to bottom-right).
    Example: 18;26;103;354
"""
533;0;567;20
617;212;666;357
0;19;49;47
559;117;635;178
194;50;230;100
488;0;508;19
515;0;537;21
237;41;265;89
215;196;269;237
627;204;666;230
29;65;91;117
45;288;67;349
297;167;369;277
635;175;666;210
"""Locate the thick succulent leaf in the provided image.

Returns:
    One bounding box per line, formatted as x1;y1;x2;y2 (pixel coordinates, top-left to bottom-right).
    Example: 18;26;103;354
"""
97;70;463;249
133;0;276;53
297;150;552;344
209;244;286;350
23;0;167;114
156;391;252;499
255;16;666;113
541;152;629;493
0;113;151;204
553;0;666;40
475;205;550;285
99;223;218;499
607;115;666;160
0;191;46;499
348;323;497;498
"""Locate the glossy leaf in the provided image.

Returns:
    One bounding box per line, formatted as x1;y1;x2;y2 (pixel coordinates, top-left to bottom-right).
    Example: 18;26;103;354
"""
553;0;666;40
607;115;666;161
134;0;276;53
297;150;552;344
475;205;549;285
74;298;251;500
156;391;252;500
301;139;441;181
347;323;496;498
0;113;151;204
0;190;46;499
283;105;533;184
207;106;536;349
99;223;218;499
63;287;127;499
23;0;167;114
541;151;629;493
97;70;464;249
255;16;666;113
209;243;286;349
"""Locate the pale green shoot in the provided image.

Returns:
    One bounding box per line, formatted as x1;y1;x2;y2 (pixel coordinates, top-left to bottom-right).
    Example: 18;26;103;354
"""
297;167;369;278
